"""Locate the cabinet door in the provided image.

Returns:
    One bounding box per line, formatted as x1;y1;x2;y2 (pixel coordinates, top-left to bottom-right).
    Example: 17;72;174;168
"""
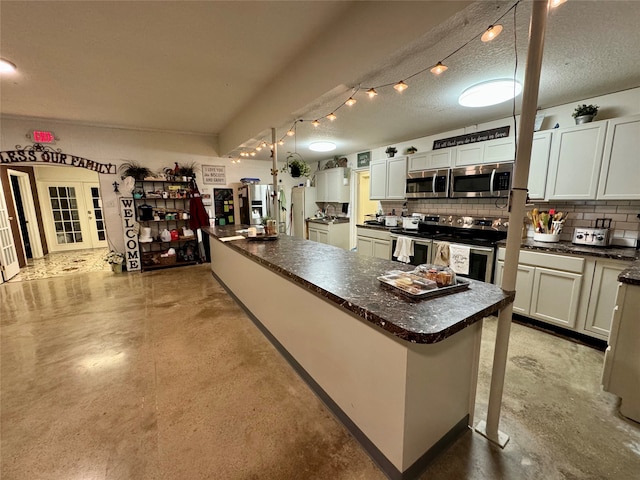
597;115;640;200
483;137;515;163
308;227;319;242
317;230;329;244
426;148;455;169
386;156;407;199
527;131;553;200
407;153;428;172
315;170;327;202
373;239;391;260
584;260;626;337
369;159;387;200
454;143;484;166
546;121;607;200
495;260;535;315
530;267;583;328
357;236;373;257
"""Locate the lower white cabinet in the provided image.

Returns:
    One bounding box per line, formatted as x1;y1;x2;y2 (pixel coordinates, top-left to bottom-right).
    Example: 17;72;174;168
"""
308;221;350;250
496;248;630;340
356;227;391;259
583;259;627;337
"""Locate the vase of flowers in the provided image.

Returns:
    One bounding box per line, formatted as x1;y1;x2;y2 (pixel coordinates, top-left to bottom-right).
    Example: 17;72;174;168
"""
104;251;125;273
572;104;599;124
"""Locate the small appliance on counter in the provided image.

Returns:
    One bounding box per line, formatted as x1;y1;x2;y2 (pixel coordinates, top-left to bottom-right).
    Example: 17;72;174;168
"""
402;216;420;230
384;216;399;227
572;218;612;247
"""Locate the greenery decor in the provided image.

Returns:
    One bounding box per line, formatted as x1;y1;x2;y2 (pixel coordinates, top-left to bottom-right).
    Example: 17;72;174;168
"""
104;251;124;265
283;153;310;178
406;146;418;154
177;161;197;178
385;146;397;157
572;104;599;118
118;161;152;181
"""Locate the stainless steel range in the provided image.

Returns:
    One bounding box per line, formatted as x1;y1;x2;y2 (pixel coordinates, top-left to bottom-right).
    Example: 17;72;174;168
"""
390;214;508;282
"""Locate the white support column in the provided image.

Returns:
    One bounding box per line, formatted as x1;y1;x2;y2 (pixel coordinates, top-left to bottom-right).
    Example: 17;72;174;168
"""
475;0;550;447
271;127;278;229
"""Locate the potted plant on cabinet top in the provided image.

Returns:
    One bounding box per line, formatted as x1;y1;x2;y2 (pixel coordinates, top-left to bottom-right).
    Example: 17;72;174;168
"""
406;146;418;154
572;104;599;124
385;146;397;158
283;153;310;178
118;161;152;181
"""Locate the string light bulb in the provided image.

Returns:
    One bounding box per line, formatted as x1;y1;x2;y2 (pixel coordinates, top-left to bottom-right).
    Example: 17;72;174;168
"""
260;141;267;148
345;97;357;106
256;146;262;151
430;62;448;75
481;24;503;42
286;129;295;137
278;140;285;145
327;113;337;121
312;119;320;127
393;81;408;92
549;0;567;7
366;88;378;98
250;152;256;156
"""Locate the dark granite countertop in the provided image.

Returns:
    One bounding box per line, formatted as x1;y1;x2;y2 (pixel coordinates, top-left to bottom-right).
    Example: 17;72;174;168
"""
307;217;350;225
500;238;640;262
618;260;640;286
204;225;514;344
356;223;396;231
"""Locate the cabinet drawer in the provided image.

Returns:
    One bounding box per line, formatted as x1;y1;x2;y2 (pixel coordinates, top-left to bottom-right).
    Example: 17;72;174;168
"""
505;249;584;273
356;227;391;242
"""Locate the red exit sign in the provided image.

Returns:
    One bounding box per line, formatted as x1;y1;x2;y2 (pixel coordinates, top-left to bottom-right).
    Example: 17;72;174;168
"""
32;130;56;143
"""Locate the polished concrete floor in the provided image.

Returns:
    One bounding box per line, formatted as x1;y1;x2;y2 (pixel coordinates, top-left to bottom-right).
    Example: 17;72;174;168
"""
1;264;639;479
7;247;109;282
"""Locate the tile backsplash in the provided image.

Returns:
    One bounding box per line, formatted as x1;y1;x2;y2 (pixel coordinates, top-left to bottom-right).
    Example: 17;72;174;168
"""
381;199;640;247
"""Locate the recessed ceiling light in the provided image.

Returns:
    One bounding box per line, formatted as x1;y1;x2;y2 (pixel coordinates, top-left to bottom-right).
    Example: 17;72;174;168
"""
458;79;522;107
309;141;336;152
0;58;17;73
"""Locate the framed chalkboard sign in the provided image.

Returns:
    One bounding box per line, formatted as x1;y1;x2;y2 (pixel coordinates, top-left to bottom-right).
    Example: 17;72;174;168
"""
357;151;371;168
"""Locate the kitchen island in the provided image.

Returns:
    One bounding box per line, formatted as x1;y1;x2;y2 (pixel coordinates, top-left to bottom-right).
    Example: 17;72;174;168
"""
203;225;514;480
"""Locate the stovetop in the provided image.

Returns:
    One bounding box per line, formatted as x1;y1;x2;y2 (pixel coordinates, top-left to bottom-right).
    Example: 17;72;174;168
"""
392;214;509;246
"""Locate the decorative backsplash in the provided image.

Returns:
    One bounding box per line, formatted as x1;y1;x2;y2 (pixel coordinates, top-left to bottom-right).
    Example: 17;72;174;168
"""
380;199;640;247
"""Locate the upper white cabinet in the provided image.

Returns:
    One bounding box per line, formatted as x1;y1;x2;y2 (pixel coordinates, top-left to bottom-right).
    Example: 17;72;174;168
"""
527;131;553;200
316;167;349;203
407;153;428;172
454;137;515;167
408;149;457;172
369;156;407;200
597;114;640;200
546;120;607;200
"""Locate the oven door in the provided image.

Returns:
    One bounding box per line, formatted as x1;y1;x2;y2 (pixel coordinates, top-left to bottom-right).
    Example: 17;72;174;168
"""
406;169;449;198
391;235;432;266
450;163;512;198
432;241;495;283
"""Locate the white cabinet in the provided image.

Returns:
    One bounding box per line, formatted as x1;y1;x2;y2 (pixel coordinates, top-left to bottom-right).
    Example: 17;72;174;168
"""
583;259;626;338
407;153;428;172
530;267;583;329
495;261;535;315
527;131;553;200
315;167;349;203
546;120;607;200
496;248;585;330
369;156;406;200
307;220;349;250
483;137;516;163
597;114;640;200
454;137;515;167
407;149;456;172
454;143;484;166
356;227;391;259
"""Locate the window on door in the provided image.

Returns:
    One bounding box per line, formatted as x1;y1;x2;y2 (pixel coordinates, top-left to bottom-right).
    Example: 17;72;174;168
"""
49;186;83;245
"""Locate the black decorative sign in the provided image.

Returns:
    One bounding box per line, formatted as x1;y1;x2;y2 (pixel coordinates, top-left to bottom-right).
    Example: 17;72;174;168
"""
0;143;116;174
357;151;371;168
432;126;510;150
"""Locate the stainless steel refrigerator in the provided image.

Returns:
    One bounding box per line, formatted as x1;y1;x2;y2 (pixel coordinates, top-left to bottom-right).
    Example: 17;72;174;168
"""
238;184;273;225
291;186;317;239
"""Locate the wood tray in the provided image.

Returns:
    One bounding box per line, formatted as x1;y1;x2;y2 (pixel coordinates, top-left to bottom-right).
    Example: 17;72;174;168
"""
377;271;470;300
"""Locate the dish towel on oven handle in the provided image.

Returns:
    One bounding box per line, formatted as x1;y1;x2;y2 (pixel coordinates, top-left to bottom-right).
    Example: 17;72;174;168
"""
433;241;450;266
393;236;414;263
449;244;471;275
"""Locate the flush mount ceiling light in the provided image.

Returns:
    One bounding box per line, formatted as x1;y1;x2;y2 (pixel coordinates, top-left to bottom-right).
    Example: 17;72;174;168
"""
0;58;17;73
309;141;336;152
458;79;522;107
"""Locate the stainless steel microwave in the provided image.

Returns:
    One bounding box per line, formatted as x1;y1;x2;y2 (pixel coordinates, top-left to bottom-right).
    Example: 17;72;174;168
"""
450;163;513;198
406;169;449;198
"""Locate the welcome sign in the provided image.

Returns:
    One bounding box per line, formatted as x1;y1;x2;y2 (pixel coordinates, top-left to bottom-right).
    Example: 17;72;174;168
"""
120;198;141;272
0;144;116;174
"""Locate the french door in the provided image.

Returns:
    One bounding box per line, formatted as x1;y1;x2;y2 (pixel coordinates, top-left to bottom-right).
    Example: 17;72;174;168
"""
40;182;107;252
0;177;20;282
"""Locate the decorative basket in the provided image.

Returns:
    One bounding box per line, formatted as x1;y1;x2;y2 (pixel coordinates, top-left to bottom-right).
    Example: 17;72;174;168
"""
157;254;177;265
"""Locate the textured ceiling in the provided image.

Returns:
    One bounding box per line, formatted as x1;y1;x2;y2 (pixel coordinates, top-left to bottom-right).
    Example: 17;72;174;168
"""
1;1;639;164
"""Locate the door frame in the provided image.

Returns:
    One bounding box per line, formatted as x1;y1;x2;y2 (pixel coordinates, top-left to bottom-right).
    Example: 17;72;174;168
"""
8;169;44;259
0;175;20;282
